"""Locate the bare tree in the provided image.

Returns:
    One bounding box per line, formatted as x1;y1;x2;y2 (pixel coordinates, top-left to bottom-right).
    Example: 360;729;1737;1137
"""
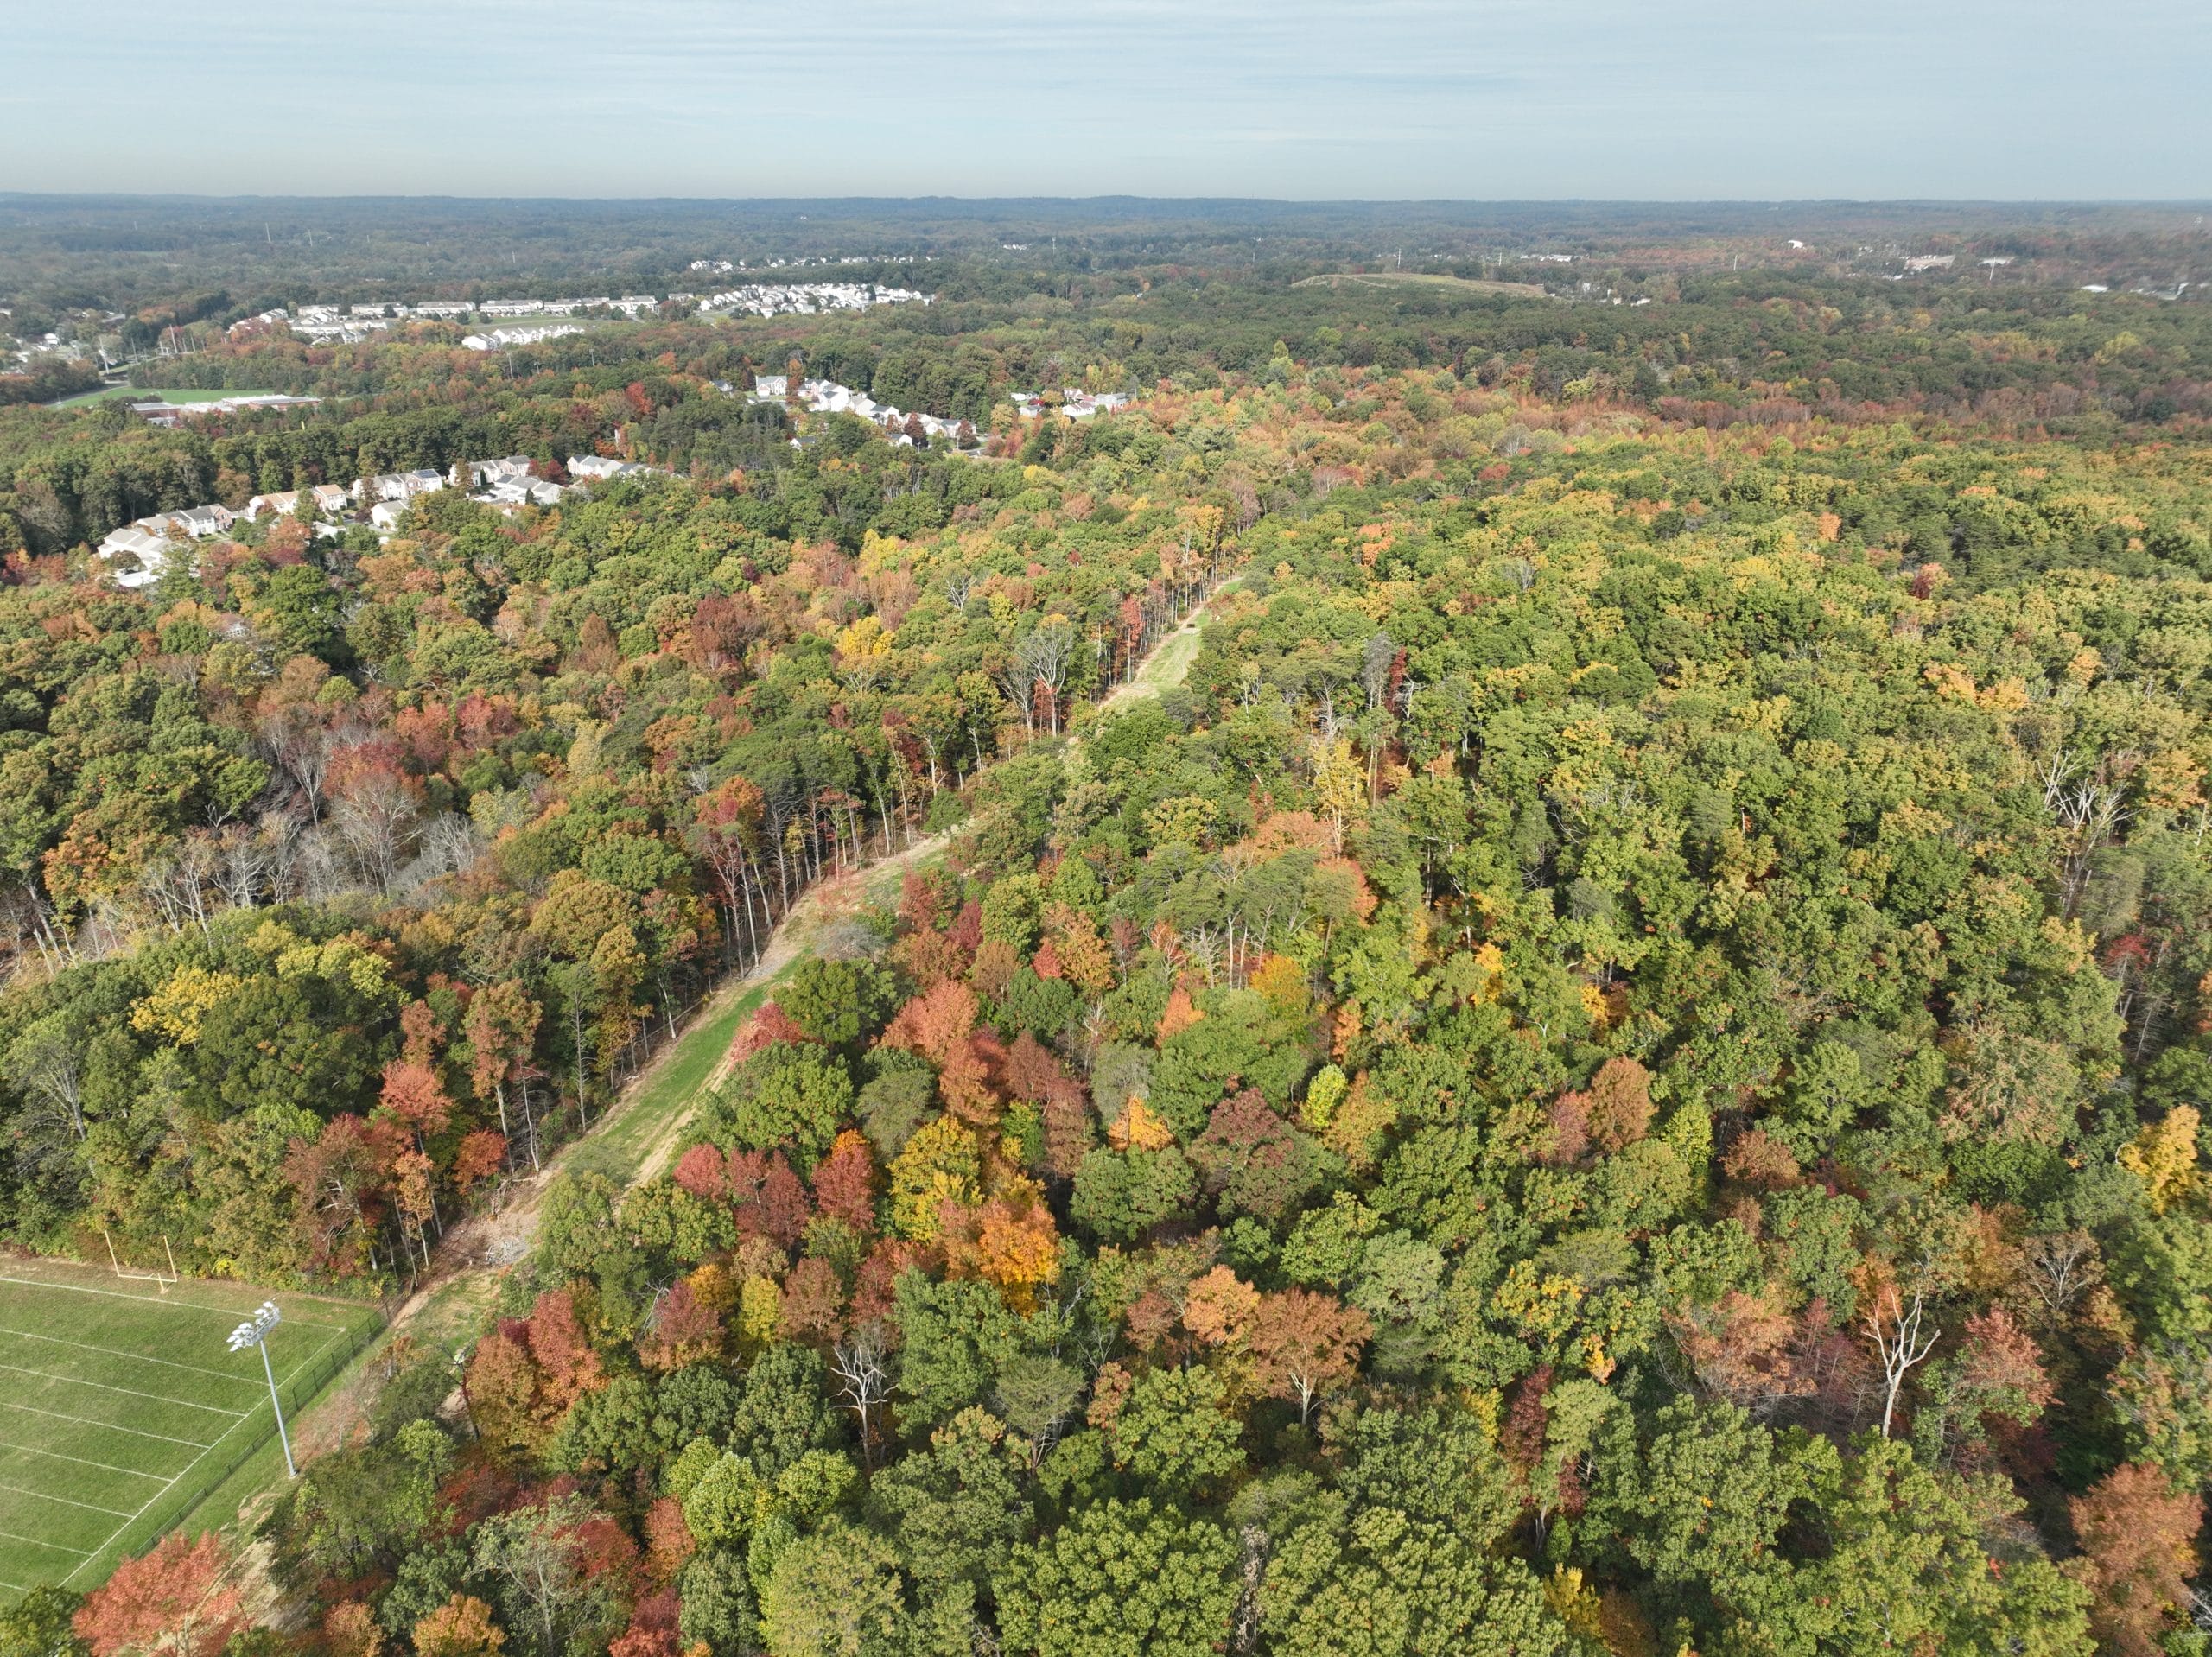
830;1321;893;1469
1863;1280;1941;1438
329;775;419;892
2020;1230;2100;1322
1360;632;1396;712
258;709;334;822
3;1014;89;1149
1018;621;1077;736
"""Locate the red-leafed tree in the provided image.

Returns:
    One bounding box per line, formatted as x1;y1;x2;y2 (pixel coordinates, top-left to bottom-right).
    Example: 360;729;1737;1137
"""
688;776;768;961
810;1130;877;1232
75;1532;245;1657
639;1279;723;1372
1249;1287;1370;1424
452;1130;507;1197
1039;1075;1095;1180
380;1059;454;1143
779;1256;847;1343
1004;1030;1065;1104
641;1498;694;1586
465;980;541;1165
285;1113;389;1277
734;1153;812;1246
672;1141;729;1202
524;1290;603;1416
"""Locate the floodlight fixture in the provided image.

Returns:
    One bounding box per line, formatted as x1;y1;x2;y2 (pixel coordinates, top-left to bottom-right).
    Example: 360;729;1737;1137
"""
226;1299;296;1477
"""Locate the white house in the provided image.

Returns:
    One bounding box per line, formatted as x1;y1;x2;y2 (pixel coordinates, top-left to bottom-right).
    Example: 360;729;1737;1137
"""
478;479;566;512
170;505;234;537
98;524;174;588
369;501;407;531
244;491;301;522
566;454;640;480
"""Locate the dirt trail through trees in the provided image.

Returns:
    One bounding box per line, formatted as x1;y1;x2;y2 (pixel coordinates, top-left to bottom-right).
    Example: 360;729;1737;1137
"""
285;580;1234;1458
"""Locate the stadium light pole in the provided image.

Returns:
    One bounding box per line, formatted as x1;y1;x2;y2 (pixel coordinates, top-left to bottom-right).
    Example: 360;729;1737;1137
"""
228;1301;296;1478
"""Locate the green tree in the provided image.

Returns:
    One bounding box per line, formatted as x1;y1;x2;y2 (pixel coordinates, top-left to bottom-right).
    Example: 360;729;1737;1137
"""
1103;1365;1245;1498
1261;1501;1570;1657
995;1499;1238;1657
757;1523;905;1657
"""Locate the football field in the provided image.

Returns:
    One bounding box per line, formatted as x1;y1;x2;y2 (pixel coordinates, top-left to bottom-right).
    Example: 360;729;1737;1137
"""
0;1262;382;1593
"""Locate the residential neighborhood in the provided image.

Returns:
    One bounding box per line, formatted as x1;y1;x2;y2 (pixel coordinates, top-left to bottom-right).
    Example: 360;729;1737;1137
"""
741;375;975;445
1010;386;1133;420
92;453;656;587
131;393;321;425
226;281;931;345
461;325;583;350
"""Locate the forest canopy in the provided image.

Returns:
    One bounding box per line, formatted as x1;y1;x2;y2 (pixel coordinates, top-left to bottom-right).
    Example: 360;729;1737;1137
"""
3;205;2210;1657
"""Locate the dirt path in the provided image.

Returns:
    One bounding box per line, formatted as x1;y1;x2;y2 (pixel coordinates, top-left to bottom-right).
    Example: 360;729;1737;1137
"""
627;828;953;1187
1099;576;1237;716
279;581;1236;1458
361;829;951;1336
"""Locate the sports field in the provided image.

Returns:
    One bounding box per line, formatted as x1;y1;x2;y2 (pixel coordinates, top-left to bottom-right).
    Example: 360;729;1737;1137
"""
0;1261;382;1594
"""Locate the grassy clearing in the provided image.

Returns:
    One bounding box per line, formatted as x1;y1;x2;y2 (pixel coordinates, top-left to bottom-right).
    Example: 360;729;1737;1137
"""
52;386;277;408
567;979;771;1185
1290;271;1550;299
0;1262;381;1593
1099;576;1240;716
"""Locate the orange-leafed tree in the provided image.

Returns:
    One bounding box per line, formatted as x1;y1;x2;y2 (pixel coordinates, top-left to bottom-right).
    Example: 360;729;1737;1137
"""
75;1532;245;1657
2069;1463;2204;1657
1248;1287;1370;1425
524;1289;604;1417
465;1329;542;1459
411;1596;504;1657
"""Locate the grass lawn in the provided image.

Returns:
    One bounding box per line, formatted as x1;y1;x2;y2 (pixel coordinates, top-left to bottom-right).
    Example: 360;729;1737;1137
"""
51;386;282;408
1290;271;1551;299
566;980;771;1185
0;1260;382;1594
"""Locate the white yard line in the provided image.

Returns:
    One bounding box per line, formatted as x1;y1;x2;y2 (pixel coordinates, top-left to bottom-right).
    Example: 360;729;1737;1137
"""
0;1439;175;1481
0;1275;356;1335
0;1326;267;1385
0;1362;244;1415
0;1400;213;1450
0;1528;90;1557
59;1468;190;1588
0;1482;133;1518
51;1317;351;1587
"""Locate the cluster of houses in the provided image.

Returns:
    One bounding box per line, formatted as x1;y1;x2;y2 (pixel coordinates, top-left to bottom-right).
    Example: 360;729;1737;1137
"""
688;256;929;273
235;295;667;343
696;282;931;319
229;283;929;346
461;326;583;351
1009;388;1132;421
743;376;972;446
92;454;660;588
729;376;1132;445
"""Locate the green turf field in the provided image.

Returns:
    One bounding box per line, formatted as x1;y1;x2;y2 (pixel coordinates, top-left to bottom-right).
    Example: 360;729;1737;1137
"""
50;386;276;408
0;1263;381;1594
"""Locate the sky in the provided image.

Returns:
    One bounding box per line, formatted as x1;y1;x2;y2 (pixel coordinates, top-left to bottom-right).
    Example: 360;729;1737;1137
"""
7;0;2208;200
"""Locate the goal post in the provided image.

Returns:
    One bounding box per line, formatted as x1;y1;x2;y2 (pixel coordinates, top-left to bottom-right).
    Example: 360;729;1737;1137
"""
102;1228;181;1292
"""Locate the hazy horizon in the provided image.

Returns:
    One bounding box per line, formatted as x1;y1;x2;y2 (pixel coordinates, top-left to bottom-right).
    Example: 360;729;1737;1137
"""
10;0;2209;201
